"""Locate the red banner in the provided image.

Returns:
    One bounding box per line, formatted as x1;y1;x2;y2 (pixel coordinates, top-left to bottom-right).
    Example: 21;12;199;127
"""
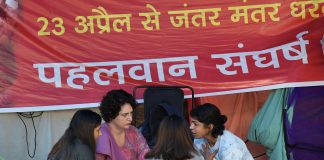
0;0;323;112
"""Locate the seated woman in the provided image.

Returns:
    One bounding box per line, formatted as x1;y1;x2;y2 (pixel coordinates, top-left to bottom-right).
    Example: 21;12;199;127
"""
190;103;253;160
48;109;102;160
145;115;204;160
96;89;150;160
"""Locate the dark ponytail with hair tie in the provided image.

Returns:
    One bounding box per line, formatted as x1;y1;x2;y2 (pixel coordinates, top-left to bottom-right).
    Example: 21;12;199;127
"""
221;115;227;124
190;103;227;138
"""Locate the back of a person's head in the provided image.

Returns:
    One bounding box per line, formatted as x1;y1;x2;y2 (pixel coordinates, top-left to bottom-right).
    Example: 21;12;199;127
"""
70;109;101;146
190;103;227;137
145;115;195;159
99;89;136;122
48;109;101;160
147;102;184;148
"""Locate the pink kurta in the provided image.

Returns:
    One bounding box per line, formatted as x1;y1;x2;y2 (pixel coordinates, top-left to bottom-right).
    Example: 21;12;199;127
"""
96;124;150;160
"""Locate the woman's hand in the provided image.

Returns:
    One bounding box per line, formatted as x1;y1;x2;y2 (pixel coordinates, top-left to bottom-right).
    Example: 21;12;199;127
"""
201;142;218;160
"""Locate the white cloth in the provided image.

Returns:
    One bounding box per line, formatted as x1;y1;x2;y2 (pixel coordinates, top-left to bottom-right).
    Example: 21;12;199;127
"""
194;130;253;160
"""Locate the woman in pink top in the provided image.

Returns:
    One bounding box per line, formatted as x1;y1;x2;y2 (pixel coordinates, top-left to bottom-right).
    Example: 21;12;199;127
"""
96;89;150;160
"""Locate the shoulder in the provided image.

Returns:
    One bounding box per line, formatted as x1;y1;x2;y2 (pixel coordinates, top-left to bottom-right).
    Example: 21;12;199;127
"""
219;130;253;160
99;123;109;134
126;125;144;141
100;123;108;130
128;125;139;131
74;139;90;150
73;139;94;160
97;123;110;142
127;125;141;135
194;138;206;144
221;130;246;146
193;138;206;150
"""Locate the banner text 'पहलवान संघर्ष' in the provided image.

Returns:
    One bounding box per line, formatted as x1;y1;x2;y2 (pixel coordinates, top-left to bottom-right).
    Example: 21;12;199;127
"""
0;0;323;112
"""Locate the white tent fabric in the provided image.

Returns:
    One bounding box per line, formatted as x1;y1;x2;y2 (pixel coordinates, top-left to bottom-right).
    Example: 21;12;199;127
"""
0;108;98;160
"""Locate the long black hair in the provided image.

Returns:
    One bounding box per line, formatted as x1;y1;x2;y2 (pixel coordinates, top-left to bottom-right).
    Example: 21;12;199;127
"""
190;103;227;138
145;115;197;160
48;109;102;160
